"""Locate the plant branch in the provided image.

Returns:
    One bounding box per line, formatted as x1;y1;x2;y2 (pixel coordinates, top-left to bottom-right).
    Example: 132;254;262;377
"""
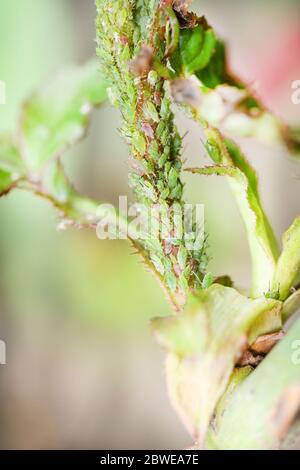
96;0;209;307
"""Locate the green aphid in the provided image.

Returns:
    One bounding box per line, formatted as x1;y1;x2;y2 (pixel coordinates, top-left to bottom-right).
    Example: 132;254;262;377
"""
123;102;136;124
145;160;155;173
165;270;177;292
156;121;166;138
161;128;171;147
148;140;160;160
160;97;170;119
172;133;182;154
160;187;170;200
148;70;158;87
127;83;137;102
117;9;127;28
150;254;165;275
183;265;192;278
164;161;172;175
158;152;169;169
144;101;160;123
157;180;165;192
178;274;189;292
202;272;214;289
163;145;171;159
265;289;280;300
168;167;179;189
132;131;147;155
141;180;157;202
170;182;183;200
205;139;222;163
177;246;188;270
121;44;131;62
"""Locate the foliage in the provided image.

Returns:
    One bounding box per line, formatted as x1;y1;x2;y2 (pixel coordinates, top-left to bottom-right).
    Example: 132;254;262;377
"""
0;61;107;223
152;285;281;444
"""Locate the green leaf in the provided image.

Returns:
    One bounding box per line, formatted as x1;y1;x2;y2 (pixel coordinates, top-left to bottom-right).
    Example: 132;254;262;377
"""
24;158;99;225
19;60;107;173
180;26;204;69
282;289;300;322
41;160;73;205
185;29;217;75
196;40;227;89
170;26;217;78
151;284;280;444
206;317;300;450
248;302;282;345
0;137;24;195
187;130;279;297
272;216;300;300
172;26;216;77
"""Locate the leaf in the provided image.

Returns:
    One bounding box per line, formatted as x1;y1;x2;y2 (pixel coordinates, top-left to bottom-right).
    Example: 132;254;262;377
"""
282;289;300;322
248;302;282;345
151;284;280;444
19;60;107;173
0;137;24;195
185;29;217;75
196;40;230;89
272;216;300;300
180;26;204;69
206;317;300;450
31;159;101;225
170;25;217;77
187;130;279;297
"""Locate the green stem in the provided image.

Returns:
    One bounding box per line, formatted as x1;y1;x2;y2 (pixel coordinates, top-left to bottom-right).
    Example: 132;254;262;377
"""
96;0;208;306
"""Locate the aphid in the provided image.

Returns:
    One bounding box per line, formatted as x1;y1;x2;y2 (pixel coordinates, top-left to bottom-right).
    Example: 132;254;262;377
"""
201;272;214;289
118;35;129;46
264;284;280;300
205;139;222;164
173;263;183;278
163;239;178;256
143;102;160;123
129;45;153;78
128;158;148;176
153;91;161;106
171;78;202;109
141;122;155;140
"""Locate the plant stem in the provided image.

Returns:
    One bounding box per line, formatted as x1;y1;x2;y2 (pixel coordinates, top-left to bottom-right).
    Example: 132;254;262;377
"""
96;0;208;307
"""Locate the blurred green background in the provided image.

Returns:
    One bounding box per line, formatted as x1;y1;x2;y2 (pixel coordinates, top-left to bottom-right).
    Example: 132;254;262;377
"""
0;0;299;449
